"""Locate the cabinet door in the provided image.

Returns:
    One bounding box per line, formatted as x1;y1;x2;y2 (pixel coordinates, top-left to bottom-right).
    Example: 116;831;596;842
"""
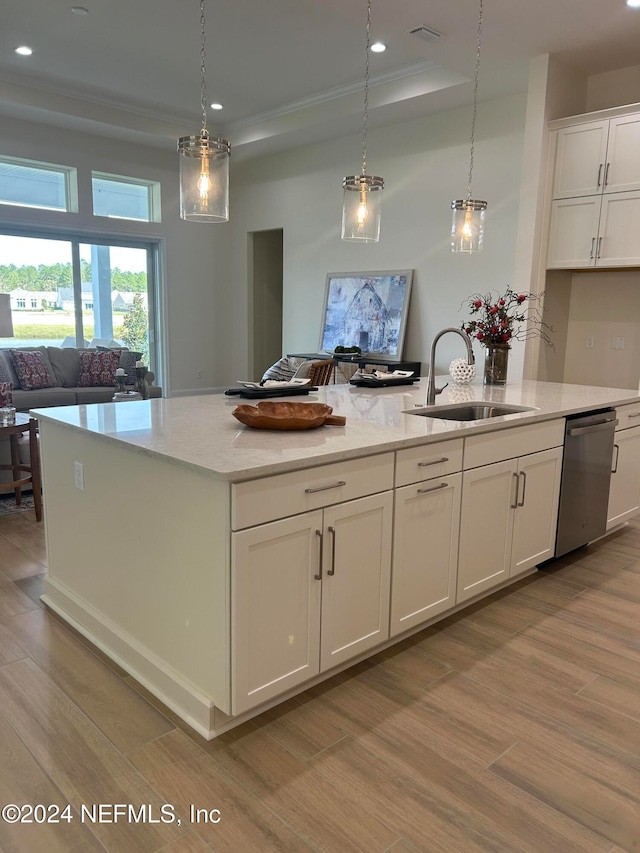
510;447;563;576
596;191;640;267
607;426;640;530
547;197;601;269
320;492;392;672
231;510;323;715
603;114;640;194
457;460;517;604
390;474;461;636
552;122;609;199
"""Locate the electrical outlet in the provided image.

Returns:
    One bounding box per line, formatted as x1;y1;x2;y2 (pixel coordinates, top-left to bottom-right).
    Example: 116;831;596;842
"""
74;460;84;491
196;369;203;379
585;336;594;349
611;336;625;350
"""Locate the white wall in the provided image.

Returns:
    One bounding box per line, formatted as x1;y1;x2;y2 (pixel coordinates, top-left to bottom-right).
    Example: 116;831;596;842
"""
587;65;640;113
564;270;640;390
220;92;528;383
0;115;221;396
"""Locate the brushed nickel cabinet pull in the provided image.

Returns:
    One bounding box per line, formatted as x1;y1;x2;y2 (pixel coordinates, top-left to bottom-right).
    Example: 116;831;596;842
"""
418;457;449;467
597;236;602;258
305;481;346;494
590;237;595;259
327;526;336;575
511;472;520;509
612;443;620;474
597;163;602;187
417;482;448;495
604;162;610;187
517;471;527;507
314;530;323;580
627;412;640;419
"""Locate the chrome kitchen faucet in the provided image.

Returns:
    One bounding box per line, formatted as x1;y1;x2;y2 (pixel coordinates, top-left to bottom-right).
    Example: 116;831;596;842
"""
424;328;475;406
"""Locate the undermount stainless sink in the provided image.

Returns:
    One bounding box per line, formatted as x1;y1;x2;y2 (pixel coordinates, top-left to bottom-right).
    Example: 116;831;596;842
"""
406;402;537;421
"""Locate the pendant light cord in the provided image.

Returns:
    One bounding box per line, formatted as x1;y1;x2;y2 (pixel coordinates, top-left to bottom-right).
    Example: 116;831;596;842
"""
467;0;483;200
361;0;371;177
200;0;208;134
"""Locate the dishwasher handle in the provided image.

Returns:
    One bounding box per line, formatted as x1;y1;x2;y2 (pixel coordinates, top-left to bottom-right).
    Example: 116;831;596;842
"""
567;418;617;437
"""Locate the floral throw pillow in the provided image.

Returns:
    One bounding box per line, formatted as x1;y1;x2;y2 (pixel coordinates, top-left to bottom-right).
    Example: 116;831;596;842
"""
10;350;56;391
0;381;13;407
77;350;121;387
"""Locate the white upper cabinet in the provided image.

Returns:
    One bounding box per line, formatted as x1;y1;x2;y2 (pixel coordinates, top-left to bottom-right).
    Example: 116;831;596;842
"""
552;114;640;200
604;115;640;194
548;108;640;269
552;121;609;199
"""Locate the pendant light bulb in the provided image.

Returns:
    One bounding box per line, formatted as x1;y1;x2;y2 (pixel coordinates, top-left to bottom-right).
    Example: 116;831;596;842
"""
451;0;487;253
178;0;230;223
341;0;384;242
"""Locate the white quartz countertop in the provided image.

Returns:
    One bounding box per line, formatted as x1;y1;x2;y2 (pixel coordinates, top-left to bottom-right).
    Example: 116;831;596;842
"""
32;379;640;482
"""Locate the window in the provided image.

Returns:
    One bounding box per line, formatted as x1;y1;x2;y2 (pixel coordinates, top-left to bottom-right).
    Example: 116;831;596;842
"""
0;233;159;377
0;155;77;212
91;172;160;222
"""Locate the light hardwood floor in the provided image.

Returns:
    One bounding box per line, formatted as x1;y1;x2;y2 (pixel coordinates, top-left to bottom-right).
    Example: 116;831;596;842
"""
0;501;638;852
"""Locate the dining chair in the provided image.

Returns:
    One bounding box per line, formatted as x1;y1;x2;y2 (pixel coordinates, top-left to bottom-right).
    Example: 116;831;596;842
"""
306;359;334;386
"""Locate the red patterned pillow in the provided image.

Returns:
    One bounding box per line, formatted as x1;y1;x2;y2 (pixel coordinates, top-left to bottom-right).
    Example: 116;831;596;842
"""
10;350;56;391
77;350;121;387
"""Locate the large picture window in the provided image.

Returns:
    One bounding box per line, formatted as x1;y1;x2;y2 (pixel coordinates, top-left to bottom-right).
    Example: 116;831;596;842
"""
0;232;158;375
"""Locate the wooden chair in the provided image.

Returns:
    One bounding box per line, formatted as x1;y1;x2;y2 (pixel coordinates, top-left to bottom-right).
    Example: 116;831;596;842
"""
307;359;334;386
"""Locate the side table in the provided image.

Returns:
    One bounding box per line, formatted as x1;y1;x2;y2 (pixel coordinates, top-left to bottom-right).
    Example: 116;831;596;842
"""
0;414;42;522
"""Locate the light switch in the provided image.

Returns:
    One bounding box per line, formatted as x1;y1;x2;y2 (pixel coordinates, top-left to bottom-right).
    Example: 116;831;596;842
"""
611;336;625;350
585;336;594;349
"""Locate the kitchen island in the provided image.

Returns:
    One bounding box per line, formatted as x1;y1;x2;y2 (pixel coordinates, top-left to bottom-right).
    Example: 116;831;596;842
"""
34;378;640;738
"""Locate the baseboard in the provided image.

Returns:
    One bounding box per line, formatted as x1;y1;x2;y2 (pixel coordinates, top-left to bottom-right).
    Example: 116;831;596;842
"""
41;577;216;739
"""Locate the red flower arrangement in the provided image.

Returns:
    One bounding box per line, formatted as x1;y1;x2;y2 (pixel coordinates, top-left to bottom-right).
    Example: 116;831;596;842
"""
461;287;552;347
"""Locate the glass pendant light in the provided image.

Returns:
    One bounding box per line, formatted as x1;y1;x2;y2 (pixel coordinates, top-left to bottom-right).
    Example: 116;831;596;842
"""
341;0;384;242
451;0;487;253
178;0;230;222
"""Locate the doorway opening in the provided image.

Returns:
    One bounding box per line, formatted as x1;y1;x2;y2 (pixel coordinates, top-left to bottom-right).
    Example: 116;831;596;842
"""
248;229;283;381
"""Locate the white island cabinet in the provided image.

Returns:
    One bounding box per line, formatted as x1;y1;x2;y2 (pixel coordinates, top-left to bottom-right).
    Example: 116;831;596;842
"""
33;379;640;738
457;420;564;603
231;454;393;715
390;439;463;636
607;402;640;530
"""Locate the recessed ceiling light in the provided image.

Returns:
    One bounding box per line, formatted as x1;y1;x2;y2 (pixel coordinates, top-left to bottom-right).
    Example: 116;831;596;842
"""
71;6;89;14
371;42;386;53
210;102;223;110
15;46;33;56
627;0;640;6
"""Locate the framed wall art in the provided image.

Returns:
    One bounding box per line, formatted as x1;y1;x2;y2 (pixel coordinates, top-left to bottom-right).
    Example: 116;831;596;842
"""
319;269;413;357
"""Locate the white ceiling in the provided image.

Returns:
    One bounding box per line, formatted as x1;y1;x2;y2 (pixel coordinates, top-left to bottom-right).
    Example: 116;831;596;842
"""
2;0;640;159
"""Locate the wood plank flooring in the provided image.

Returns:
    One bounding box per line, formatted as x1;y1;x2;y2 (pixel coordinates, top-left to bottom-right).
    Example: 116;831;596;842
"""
0;504;638;852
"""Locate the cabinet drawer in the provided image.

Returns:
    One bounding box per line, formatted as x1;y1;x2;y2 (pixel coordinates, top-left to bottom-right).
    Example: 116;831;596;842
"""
463;419;564;469
615;402;640;431
232;453;394;530
395;439;463;487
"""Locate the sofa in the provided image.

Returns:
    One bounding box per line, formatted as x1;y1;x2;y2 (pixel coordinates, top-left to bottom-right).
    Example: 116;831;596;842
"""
0;345;161;411
0;346;161;487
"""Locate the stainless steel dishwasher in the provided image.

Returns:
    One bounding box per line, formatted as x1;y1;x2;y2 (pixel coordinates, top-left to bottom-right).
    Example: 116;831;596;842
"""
554;409;617;557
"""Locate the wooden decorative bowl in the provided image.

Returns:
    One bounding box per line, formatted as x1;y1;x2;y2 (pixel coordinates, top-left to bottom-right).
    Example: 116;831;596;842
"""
232;401;346;430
